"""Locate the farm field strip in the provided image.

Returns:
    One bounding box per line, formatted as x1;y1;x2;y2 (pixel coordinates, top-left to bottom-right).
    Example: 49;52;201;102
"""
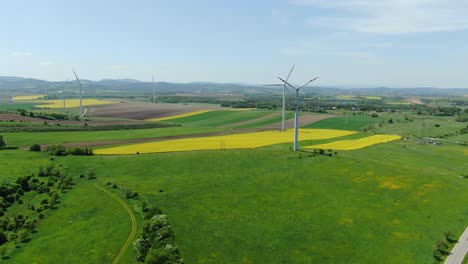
3;126;218;146
305;134;402;150
146;110;213;122
94;128;356;154
32;99;117;108
12;94;45;101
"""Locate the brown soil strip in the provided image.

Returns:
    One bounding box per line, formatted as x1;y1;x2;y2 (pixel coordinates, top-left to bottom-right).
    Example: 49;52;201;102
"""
406;98;424;105
90;101;224;120
258;113;335;130
0;114;147;126
218;112;281;128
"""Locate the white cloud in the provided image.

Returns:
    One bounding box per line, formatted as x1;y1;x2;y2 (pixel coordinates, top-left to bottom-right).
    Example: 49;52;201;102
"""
10;51;33;57
290;0;468;34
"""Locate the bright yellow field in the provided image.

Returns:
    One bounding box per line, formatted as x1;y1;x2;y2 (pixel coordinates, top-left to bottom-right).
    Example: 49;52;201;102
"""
305;134;401;151
12;95;44;101
95;128;356;155
33;99;117;108
146;110;212;122
364;96;382;100
336;95;356;99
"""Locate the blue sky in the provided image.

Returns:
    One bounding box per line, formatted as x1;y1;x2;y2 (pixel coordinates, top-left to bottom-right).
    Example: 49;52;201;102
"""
1;0;468;88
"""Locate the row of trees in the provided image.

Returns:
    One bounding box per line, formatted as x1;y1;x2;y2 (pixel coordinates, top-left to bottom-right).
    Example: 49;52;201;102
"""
44;145;93;156
0;164;73;258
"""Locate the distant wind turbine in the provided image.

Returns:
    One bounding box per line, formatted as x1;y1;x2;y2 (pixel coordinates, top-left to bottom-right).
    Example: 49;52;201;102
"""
152;75;156;103
265;65;295;132
72;69;83;118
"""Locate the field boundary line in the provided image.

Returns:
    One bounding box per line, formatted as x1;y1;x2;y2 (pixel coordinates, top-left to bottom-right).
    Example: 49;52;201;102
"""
95;183;137;264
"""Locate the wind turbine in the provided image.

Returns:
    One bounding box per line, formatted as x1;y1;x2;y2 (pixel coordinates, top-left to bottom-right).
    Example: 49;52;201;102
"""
278;75;319;151
62;77;71;110
265;65;295;132
72;69;83;118
152;75;156;103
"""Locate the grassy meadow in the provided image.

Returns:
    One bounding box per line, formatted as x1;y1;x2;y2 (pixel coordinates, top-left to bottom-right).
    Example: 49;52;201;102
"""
2;126;219;146
0;103;467;263
49;140;468;263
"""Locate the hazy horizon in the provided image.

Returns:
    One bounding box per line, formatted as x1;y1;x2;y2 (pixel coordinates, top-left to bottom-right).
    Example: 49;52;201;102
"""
2;0;468;88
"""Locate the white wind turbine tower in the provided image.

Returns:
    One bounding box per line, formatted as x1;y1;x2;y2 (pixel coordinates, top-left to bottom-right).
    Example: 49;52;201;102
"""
72;69;83;118
152;75;156;103
62;77;70;110
278;75;319;151
266;65;295;132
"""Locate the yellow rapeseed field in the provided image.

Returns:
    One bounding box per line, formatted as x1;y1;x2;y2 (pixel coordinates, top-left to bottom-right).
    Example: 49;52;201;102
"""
304;134;401;151
12;95;44;101
146;110;212;122
95;128;356;155
33;99;117;108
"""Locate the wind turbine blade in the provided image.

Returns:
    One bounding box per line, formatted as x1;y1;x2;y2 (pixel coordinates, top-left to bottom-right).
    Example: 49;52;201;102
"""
297;76;319;90
277;77;296;90
72;69;80;83
285;65;295;82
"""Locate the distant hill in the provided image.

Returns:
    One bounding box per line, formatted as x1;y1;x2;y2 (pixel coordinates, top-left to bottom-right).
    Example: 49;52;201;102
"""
0;76;467;97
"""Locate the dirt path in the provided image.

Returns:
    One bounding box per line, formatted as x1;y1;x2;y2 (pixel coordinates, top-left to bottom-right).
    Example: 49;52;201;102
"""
95;184;137;264
219;112;281;128
259;113;334;130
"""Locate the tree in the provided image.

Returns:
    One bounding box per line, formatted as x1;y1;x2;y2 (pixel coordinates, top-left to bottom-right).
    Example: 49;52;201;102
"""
0;136;5;150
29;144;41;152
17;229;30;243
0;231;7;246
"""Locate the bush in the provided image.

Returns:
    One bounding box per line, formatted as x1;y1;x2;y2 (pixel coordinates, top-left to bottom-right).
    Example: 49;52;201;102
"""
45;145;93;156
371;113;379;118
30;144;41;152
0;136;6;150
85;169;96;180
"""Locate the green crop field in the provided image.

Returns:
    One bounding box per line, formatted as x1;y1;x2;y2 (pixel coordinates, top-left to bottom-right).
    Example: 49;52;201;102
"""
303;114;383;131
165;110;273;127
0;103;37;111
1;126;218;146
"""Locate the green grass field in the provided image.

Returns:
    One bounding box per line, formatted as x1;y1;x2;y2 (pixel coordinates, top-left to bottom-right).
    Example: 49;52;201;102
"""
1;108;467;263
7;181;136;263
165;110;273;127
0;102;37;111
1;126;218;146
303;114;383;130
46;140;467;263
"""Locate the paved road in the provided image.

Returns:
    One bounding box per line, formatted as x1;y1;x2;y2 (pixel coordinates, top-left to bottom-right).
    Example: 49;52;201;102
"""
445;227;468;264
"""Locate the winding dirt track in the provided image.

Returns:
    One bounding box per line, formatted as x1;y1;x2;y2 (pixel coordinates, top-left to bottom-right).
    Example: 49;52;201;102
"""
94;184;137;264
